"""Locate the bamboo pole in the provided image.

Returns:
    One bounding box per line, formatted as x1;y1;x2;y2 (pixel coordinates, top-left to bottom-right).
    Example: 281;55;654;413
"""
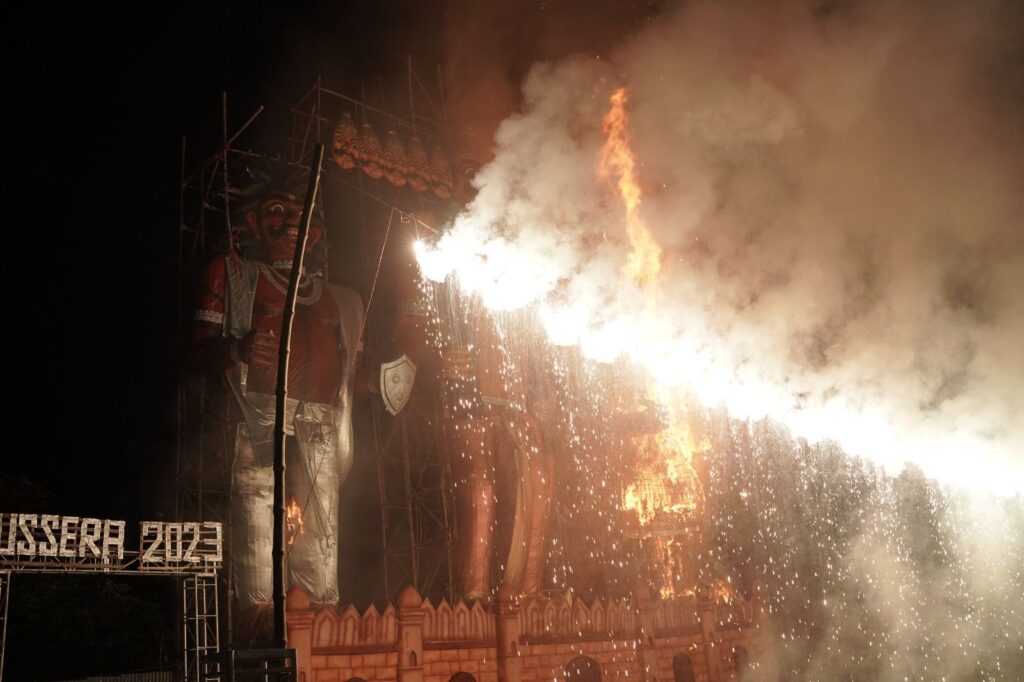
273;143;326;648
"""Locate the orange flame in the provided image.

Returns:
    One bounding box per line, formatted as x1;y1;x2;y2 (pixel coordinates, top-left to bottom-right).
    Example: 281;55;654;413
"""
286;497;305;546
620;398;708;599
654;536;680;599
621;427;702;528
713;581;734;604
600;87;662;289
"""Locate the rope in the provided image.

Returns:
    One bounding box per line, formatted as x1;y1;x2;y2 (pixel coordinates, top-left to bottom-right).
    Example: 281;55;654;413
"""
356;207;397;352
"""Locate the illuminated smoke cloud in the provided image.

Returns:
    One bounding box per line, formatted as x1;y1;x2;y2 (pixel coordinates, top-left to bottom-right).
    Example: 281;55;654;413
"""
421;0;1024;492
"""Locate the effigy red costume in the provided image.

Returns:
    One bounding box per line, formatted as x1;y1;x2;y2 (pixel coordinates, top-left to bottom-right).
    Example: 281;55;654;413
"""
194;181;362;623
393;279;554;600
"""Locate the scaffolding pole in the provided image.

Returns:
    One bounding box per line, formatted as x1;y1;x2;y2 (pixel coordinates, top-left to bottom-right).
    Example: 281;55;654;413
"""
183;573;222;681
0;571;10;682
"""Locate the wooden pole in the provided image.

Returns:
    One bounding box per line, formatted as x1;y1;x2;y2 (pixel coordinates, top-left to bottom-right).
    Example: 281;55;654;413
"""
273;143;326;648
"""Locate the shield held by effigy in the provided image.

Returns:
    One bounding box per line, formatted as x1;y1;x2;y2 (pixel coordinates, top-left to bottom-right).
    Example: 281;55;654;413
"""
380;355;417;415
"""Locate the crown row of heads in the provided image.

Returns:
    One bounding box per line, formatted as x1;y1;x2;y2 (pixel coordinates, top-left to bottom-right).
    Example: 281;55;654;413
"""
331;111;457;199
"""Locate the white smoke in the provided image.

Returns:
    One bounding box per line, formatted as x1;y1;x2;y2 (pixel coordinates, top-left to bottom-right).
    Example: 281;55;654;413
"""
420;0;1024;493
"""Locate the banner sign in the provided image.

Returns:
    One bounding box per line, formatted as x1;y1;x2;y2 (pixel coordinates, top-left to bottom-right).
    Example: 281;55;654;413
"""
0;513;222;573
139;521;222;571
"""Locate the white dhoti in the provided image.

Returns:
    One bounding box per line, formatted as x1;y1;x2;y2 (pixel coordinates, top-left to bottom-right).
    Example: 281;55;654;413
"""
231;394;349;605
220;257;363;609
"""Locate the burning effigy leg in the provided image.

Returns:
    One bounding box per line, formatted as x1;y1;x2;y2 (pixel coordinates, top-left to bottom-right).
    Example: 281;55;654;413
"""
520;423;555;596
497;409;554;596
447;418;496;601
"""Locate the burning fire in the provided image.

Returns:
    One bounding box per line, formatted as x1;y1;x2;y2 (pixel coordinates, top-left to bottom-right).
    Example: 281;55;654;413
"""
621;423;703;528
649;536;684;600
599;87;662;289
712;580;734;604
286;497;305;546
620;401;706;599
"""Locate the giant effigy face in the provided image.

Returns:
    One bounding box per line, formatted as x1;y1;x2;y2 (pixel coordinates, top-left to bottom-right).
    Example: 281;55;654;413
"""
245;190;324;263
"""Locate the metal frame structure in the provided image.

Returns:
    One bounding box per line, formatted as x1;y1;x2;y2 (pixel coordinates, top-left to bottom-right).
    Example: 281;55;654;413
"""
373;385;452;601
204;648;296;681
184;573;223;681
0;565;220;682
177;127;251;648
0;571;9;680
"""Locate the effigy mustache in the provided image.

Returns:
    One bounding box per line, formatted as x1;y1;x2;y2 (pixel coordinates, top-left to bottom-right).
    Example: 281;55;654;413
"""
266;223;299;238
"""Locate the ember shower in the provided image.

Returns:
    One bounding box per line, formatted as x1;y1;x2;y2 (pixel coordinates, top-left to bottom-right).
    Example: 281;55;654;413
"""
418;0;1024;678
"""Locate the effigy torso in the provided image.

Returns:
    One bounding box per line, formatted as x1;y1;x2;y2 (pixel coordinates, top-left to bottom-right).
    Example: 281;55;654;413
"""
245;271;343;403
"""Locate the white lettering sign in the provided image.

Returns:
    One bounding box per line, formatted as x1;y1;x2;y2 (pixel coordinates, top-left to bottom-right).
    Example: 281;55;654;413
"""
0;514;221;573
139;521;222;571
1;513;119;565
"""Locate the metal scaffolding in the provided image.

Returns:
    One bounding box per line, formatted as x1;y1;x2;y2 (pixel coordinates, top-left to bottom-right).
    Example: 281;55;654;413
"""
176;113;255;648
183;573;222;681
373;386;453;601
0;571;9;680
0;564;222;682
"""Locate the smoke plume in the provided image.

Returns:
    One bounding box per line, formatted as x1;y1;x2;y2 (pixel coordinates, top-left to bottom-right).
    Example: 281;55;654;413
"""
422;0;1024;492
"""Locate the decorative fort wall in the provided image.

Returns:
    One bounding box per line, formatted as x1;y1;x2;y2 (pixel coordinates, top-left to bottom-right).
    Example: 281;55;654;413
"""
285;583;779;682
